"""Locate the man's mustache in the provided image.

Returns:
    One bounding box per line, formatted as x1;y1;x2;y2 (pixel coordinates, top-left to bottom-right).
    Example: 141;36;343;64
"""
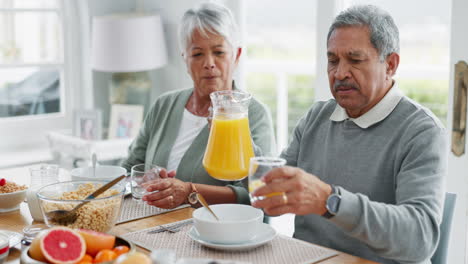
333;81;360;92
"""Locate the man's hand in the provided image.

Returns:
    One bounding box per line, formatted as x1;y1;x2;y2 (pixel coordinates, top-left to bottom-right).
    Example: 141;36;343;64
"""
251;166;332;216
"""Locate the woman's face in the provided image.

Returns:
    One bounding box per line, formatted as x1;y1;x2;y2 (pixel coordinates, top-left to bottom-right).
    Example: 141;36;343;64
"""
184;29;241;97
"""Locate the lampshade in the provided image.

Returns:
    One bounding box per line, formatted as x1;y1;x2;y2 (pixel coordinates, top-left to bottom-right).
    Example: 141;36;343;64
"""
92;13;167;72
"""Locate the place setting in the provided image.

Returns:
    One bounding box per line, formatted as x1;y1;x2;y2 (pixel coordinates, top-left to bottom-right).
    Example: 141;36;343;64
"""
187;204;277;252
122;202;337;264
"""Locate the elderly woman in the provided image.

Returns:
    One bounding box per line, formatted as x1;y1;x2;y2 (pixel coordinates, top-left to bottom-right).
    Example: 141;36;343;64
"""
121;2;275;209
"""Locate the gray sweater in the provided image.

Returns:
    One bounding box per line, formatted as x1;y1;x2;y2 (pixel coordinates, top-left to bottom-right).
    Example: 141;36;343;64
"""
121;87;276;204
282;96;447;263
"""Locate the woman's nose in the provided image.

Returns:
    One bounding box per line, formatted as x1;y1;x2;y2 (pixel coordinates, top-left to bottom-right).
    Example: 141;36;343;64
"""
203;56;215;69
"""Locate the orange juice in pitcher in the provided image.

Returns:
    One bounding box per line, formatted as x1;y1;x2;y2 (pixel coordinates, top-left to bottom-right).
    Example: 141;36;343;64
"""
203;90;254;181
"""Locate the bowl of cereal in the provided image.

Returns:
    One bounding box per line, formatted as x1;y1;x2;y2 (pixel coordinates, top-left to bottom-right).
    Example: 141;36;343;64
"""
0;178;28;213
37;180;125;232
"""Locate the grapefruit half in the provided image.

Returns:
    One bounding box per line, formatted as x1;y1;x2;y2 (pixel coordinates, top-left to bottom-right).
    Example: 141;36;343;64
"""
39;227;86;264
77;229;116;256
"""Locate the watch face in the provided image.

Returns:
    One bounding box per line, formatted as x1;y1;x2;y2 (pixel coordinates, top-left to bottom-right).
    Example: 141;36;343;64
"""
188;192;198;205
327;194;341;214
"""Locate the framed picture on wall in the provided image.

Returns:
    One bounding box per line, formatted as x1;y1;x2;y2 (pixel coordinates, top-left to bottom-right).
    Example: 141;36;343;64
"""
108;104;144;139
73;109;102;140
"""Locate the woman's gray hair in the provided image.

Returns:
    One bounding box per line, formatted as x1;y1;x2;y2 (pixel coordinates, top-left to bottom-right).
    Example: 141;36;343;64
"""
179;2;239;53
327;5;399;61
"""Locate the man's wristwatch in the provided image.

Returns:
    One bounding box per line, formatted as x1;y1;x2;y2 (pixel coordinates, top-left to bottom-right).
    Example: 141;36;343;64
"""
187;183;199;206
323;184;341;219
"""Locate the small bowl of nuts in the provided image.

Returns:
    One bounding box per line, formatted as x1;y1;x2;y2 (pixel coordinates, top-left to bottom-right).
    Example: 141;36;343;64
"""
0;178;28;213
37;181;125;233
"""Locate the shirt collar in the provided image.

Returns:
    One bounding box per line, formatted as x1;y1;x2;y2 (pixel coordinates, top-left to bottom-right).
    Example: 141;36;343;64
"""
329;82;404;129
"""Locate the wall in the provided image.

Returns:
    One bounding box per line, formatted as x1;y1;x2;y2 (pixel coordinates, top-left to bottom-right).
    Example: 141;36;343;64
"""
447;0;468;262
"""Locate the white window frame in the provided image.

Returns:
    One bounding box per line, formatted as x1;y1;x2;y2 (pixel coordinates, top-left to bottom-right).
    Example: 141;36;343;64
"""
0;0;92;168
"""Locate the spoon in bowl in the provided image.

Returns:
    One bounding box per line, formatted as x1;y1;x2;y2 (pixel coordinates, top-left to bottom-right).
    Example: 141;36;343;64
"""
196;193;219;221
45;175;126;225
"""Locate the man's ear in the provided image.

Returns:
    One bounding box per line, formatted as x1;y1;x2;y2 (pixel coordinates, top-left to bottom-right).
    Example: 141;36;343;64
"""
385;52;400;78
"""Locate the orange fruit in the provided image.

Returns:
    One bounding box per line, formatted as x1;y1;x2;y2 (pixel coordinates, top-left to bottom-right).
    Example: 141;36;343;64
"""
112;245;130;256
77;254;93;264
114;252;151;264
77;229;116;256
94;249;117;263
28;231;47;262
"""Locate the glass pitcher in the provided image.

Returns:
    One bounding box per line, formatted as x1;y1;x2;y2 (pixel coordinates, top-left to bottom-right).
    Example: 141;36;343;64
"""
203;90;254;181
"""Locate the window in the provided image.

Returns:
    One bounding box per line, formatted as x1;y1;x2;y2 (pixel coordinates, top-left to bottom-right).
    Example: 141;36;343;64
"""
244;0;317;152
0;0;63;118
343;0;451;124
0;0;90;168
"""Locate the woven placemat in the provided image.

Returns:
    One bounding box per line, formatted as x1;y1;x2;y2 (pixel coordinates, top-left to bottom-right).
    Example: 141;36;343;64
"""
117;197;190;224
122;220;337;264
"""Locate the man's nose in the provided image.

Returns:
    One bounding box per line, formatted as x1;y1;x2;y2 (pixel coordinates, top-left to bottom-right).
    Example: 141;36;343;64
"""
203;55;215;69
334;62;351;80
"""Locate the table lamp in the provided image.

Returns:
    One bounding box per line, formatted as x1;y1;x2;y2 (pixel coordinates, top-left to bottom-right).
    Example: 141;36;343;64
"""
91;13;167;111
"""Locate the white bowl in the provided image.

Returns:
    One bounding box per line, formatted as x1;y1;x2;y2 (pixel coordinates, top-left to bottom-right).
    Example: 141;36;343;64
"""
70;165;127;181
192;204;264;244
0;233;9;264
0;189;27;213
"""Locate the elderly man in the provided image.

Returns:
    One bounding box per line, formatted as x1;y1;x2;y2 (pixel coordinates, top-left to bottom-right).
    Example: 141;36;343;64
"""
252;5;446;264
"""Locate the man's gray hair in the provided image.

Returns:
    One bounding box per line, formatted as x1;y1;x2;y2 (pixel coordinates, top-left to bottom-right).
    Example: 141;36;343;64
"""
327;5;399;61
179;2;239;53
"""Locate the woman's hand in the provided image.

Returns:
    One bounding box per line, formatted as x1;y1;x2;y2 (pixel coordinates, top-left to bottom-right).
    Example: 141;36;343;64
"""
159;168;176;178
142;169;190;209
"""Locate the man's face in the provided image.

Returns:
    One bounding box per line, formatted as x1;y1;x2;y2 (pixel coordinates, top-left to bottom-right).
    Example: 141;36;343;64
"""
327;26;395;118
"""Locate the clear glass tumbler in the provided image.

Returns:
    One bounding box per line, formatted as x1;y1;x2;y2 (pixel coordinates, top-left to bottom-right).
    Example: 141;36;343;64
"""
130;164;161;201
27;164;59;221
248;157;286;203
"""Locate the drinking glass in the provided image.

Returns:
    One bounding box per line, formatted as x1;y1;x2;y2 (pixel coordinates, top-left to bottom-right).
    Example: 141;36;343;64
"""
248;157;286;203
27;164;59;221
130;164;161;201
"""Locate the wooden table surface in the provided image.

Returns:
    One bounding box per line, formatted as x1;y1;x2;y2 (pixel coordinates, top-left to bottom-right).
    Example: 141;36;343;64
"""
0;165;378;264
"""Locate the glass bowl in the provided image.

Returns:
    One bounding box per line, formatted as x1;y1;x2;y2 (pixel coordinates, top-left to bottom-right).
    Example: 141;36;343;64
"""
37;180;125;232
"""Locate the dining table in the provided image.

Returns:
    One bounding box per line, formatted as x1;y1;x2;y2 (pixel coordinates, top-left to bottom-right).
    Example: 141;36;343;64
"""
0;165;378;264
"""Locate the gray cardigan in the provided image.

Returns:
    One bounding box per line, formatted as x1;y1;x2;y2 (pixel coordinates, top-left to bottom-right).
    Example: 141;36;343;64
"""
282;97;447;264
122;87;276;204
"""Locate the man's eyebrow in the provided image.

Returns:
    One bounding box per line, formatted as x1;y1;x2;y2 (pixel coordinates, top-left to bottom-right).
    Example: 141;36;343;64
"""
348;50;366;57
327;51;336;57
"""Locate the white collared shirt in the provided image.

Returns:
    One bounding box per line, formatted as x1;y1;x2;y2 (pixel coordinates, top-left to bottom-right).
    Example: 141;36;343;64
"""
329;82;404;128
